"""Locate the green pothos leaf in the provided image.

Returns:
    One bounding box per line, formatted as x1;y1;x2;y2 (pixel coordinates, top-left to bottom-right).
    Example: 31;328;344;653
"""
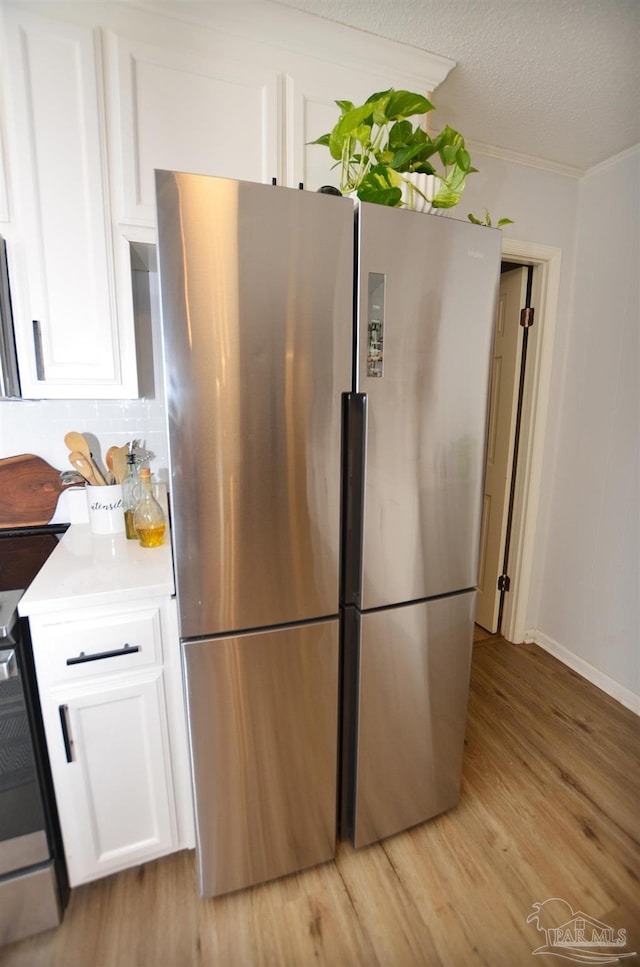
357;165;403;206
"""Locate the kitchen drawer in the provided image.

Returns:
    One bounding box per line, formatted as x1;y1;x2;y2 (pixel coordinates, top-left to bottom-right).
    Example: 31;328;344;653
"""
32;606;163;687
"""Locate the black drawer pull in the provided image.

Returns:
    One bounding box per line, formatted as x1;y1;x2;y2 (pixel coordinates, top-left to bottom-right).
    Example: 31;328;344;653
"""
59;704;73;763
66;643;140;666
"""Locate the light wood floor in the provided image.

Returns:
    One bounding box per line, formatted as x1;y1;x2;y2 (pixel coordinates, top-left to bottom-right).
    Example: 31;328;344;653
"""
4;633;640;966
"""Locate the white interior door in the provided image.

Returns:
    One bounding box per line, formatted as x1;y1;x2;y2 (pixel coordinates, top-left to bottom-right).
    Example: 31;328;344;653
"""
475;266;528;633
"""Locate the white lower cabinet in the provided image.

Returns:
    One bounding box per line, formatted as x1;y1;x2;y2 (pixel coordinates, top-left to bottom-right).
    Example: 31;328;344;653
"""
29;597;193;887
54;672;175;885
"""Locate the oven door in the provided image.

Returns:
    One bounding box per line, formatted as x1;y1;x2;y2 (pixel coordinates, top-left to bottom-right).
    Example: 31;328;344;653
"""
0;591;62;946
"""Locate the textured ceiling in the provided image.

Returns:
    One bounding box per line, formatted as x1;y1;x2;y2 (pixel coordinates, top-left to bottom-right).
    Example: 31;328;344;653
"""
271;0;640;172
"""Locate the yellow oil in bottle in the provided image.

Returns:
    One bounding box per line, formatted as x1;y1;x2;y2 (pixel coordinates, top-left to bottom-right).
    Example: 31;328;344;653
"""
124;509;137;540
137;523;166;548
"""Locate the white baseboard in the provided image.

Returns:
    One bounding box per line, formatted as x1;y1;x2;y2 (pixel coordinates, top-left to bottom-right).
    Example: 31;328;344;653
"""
524;630;640;715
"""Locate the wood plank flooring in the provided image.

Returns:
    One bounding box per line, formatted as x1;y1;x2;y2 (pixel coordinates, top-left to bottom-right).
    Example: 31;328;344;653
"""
4;634;639;966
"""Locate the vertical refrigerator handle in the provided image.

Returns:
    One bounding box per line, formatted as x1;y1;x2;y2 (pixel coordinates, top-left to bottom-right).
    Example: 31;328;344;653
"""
341;392;367;606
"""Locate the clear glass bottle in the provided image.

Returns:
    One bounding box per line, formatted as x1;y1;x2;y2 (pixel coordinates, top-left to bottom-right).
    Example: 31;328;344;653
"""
133;467;166;548
121;453;142;540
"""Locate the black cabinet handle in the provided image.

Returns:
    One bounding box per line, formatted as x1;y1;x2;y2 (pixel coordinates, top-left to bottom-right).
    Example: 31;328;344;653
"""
32;320;45;381
59;704;73;763
66;643;140;666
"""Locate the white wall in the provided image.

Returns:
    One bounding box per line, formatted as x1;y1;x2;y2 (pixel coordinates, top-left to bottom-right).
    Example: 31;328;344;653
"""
465;147;640;711
461;151;579;624
532;147;640;709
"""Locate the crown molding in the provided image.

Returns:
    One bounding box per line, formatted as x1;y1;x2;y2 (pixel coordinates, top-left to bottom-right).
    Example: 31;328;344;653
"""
474;140;640;181
465;138;584;179
585;142;640;178
129;1;456;93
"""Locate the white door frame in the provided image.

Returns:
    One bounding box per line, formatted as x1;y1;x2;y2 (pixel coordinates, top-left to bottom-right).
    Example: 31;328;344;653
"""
499;238;562;643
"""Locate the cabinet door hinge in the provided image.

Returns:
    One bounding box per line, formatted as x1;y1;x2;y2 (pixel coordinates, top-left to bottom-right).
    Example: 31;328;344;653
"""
497;574;511;592
520;307;535;328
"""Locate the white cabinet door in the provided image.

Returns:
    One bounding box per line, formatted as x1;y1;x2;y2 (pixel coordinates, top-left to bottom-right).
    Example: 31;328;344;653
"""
1;6;138;398
284;63;382;193
284;55;448;193
50;671;176;886
0;125;8;224
107;32;281;227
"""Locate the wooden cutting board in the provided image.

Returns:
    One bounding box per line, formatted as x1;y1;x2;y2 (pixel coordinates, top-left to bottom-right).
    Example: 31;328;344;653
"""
0;453;81;527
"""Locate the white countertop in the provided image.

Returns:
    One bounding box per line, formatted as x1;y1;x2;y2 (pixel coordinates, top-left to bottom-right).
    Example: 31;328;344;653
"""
18;524;175;616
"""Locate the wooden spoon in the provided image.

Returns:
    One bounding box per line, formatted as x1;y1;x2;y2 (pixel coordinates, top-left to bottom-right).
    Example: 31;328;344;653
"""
111;445;130;486
68;451;102;487
64;431;108;485
105;446;119;482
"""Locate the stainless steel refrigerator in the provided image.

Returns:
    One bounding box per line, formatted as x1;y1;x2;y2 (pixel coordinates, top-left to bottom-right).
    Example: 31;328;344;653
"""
341;203;501;848
155;171;501;897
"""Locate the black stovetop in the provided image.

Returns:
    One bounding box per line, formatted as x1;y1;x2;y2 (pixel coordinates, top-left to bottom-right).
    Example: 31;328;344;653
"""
0;523;69;594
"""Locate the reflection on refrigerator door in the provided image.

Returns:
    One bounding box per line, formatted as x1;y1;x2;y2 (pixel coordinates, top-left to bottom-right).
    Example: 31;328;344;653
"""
356;202;501;611
155;171;353;896
182;620;339;898
155;171;353;641
349;592;476;849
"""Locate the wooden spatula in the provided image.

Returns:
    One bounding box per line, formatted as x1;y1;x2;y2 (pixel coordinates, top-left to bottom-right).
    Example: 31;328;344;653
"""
68;451;102;487
64;431;108;485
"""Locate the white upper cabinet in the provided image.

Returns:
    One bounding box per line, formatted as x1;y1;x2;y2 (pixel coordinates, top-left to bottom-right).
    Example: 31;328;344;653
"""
280;33;454;194
107;32;281;227
285;63;403;195
1;5;138;398
0;116;8;225
0;1;453;397
104;3;452;228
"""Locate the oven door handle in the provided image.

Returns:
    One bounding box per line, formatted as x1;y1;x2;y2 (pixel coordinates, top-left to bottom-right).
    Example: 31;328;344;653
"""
58;704;74;763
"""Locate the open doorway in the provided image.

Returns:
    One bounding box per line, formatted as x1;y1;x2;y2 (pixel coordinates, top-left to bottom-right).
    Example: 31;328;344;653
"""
476;240;562;643
476;262;530;633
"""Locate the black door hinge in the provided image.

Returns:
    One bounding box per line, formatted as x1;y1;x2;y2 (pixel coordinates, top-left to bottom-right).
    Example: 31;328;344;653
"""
520;307;535;328
497;574;511;592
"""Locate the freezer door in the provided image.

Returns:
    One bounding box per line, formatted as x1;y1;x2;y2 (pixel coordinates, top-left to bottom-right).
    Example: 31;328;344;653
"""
352;591;475;849
182;619;339;897
356;205;501;609
155;173;353;638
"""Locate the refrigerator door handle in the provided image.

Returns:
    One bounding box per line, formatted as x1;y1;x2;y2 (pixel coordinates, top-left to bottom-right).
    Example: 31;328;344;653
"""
341;392;367;606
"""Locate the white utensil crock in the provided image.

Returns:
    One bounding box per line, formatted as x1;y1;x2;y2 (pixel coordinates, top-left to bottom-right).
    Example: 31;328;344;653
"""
87;484;125;535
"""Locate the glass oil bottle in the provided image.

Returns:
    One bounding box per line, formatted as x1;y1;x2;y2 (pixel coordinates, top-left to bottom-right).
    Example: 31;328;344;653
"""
133;467;167;547
122;452;142;540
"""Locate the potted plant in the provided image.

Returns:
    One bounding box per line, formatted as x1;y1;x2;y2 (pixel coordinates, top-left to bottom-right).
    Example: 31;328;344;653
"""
309;88;476;211
468;209;514;228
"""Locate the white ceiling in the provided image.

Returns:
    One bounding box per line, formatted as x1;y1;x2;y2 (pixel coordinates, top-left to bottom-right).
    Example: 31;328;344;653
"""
272;0;640;172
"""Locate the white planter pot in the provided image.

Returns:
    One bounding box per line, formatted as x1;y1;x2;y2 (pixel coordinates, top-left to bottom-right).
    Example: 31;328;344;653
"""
400;173;449;214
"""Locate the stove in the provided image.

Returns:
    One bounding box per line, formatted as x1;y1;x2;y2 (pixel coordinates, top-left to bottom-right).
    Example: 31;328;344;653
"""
0;523;70;947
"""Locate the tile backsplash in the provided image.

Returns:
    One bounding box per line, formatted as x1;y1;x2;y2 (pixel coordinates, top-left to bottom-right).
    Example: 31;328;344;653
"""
0;396;169;524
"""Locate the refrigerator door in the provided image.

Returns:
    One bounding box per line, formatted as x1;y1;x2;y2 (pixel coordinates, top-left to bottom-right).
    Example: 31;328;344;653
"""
356;205;501;609
182;619;339;897
352;591;475;849
155;173;353;639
